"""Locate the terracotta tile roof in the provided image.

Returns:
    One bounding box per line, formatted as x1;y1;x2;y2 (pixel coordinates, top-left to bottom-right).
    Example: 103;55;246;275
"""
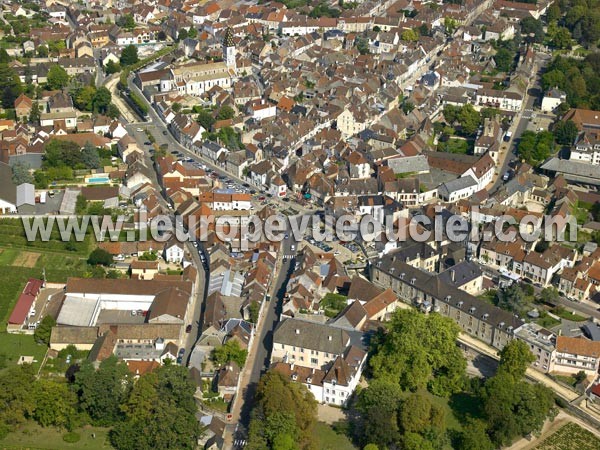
556;336;600;358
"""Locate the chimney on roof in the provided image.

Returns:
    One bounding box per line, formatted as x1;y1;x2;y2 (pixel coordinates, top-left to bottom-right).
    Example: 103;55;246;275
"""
450;269;455;283
295;328;300;334
328;335;332;341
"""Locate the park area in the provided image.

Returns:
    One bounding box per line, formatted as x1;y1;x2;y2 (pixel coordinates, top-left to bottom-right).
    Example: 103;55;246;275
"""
0;423;112;450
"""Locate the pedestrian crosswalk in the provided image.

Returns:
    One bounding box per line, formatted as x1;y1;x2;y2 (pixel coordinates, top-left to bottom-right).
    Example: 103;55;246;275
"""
234;439;246;448
283;254;296;260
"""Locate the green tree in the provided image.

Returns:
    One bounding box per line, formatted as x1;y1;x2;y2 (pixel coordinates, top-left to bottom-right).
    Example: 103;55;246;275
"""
34;315;56;345
217;105;235;120
401;29;419;41
197;109;215;130
87;247;113;266
457;104;481;135
553;120;579;145
494;47;514;73
363;445;379;450
74;85;96;111
212;339;248;367
33;379;77;429
398;392;444;434
106;103;120;119
47;65;69;90
93;86;112;113
497;339;535;380
249;300;260;323
539;286;561;306
81;142;101;169
29;101;40;123
356;379;403;447
520;17;545;43
73;357;132;426
117;14;135;31
11;161;33;184
0;63;23;108
120;45;139;66
37;45;49;58
188;27;198;39
369;310;466;396
550;27;573;49
105;60;121;75
496;284;529;313
247;371;317;450
456;419;494;450
0;365;36;437
177;28;188;41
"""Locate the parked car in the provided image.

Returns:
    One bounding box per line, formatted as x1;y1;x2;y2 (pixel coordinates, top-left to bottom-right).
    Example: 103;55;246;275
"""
185;324;192;333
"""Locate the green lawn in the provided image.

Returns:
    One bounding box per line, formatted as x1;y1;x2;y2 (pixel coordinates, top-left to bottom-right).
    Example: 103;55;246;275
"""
0;422;112;450
314;422;357;450
438;138;472;155
553;308;588;322
0;333;47;372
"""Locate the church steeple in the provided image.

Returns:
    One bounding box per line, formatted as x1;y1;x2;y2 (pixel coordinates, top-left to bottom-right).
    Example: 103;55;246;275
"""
223;27;236;70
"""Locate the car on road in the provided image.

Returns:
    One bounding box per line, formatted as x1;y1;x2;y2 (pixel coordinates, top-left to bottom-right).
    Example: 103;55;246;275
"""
284;233;289;239
283;198;290;202
162;130;168;135
136;128;143;132
258;196;266;201
144;141;151;145
290;244;296;251
185;324;192;333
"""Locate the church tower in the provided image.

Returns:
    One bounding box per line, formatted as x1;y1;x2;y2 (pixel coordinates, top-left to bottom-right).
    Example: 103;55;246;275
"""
223;27;236;70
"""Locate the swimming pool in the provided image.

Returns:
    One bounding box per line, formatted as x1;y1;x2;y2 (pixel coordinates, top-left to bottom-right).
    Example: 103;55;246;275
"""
88;177;110;184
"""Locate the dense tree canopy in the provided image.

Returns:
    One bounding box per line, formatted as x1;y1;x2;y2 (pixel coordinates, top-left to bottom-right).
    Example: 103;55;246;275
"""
369;309;466;396
120;45;139;66
247;371;318;450
516;130;555;166
110;365;201;450
47;65;69;90
542;54;600;110
73;357;132;425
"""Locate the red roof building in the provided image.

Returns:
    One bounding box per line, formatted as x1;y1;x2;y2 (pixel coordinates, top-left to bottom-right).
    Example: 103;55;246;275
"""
7;278;43;329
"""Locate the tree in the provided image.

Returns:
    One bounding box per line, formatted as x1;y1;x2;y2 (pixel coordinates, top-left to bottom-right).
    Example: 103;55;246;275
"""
11;161;33;184
105;60;121;75
212;339;248;367
73;357;132;426
402;101;415;115
74;85;96;111
34;315;56;345
47;65;69;90
553;120;579;145
539;287;561;306
517;130;555;165
497;339;535;380
172;102;182;113
249;300;260;323
494;48;514;73
520;17;545;43
81;142;101;169
247;371;317;450
37;45;49;58
93;86;112;113
106;103;120;119
363;445;379;450
0;365;36;437
456;419;494;450
401;29;419;42
188;27;198;39
117;14;135;31
88;247;113;266
33;379;77;429
217;105;235;120
29;101;40;123
496;284;529;313
356;379;403;447
197;109;215;130
369;310;466;396
550;27;572;49
457;104;481;135
177;28;188;41
0;63;23;108
120;45;139;66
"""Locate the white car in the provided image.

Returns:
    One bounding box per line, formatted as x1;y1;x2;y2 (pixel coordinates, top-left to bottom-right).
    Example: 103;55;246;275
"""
136;128;143;132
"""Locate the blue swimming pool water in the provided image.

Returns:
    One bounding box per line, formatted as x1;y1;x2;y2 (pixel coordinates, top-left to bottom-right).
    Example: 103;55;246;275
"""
88;177;110;184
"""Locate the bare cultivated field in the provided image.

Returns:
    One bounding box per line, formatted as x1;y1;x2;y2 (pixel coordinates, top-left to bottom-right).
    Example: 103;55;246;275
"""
12;251;41;268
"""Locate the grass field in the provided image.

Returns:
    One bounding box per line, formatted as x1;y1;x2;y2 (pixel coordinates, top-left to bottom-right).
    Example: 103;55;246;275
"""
533;422;600;450
0;333;47;372
0;422;112;450
314;422;357;450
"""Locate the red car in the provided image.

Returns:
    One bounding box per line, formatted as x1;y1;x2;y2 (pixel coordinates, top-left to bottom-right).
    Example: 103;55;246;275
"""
258;196;266;201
